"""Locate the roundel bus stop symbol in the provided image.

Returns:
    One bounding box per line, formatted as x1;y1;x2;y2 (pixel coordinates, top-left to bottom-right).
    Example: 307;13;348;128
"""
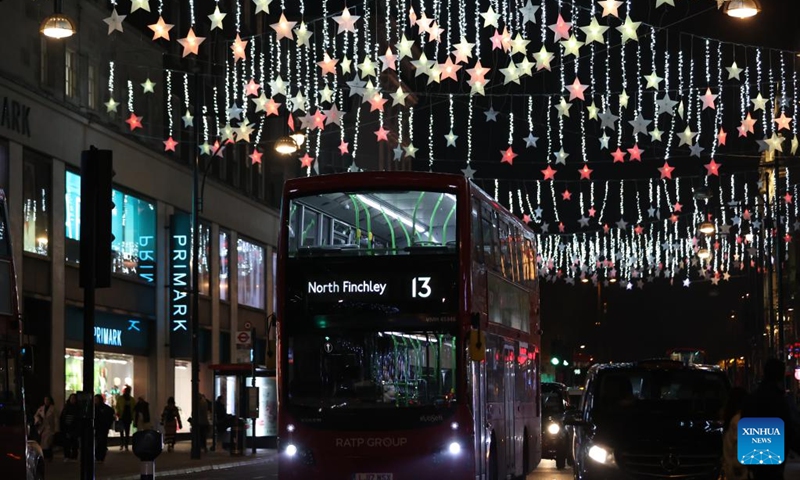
238;332;251;344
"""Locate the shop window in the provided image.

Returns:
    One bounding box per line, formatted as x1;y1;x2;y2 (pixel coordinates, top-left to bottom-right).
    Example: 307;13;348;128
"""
174;361;192;433
220;230;230;301
23;151;51;256
237;237;264;309
198;223;211;295
65;171;157;283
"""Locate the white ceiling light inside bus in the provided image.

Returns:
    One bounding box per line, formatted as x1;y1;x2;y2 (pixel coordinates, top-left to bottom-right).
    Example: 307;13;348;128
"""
285;444;298;457
448;442;461;455
355;195;427;234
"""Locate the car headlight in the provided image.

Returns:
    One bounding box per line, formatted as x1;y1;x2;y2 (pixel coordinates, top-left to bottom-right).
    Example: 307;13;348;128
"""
547;423;561;435
587;445;615;464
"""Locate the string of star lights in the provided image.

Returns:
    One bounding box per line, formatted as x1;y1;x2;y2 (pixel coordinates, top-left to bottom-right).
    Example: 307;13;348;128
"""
83;0;800;285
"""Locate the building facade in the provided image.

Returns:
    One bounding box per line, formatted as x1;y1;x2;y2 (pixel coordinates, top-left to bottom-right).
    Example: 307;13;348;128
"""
0;0;283;434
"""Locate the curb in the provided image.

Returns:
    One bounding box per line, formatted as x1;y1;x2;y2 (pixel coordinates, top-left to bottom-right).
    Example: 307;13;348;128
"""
110;454;276;479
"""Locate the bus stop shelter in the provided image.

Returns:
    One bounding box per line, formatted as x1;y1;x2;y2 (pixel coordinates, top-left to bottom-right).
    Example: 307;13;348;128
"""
209;364;277;451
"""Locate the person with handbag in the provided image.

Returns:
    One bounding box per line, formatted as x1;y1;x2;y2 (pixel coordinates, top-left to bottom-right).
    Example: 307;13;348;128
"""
114;386;135;451
33;395;57;461
160;397;182;452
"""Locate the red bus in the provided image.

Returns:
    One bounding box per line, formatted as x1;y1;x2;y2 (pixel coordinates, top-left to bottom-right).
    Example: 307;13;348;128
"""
277;172;542;480
0;189;45;479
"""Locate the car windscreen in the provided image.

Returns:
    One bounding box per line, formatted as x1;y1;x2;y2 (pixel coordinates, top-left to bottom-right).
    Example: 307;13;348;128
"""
542;388;566;413
591;368;728;417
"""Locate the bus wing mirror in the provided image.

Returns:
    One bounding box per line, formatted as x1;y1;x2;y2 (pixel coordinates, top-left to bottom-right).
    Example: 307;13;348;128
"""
468;330;486;362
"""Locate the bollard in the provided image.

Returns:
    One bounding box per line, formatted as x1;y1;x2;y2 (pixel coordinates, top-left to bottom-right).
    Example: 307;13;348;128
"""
132;430;163;480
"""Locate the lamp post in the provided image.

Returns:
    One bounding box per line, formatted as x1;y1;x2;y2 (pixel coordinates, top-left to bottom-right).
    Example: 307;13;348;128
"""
190;67;202;460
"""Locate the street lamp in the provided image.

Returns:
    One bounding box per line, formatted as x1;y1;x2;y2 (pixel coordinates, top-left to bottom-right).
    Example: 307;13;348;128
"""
274;136;298;155
40;0;76;39
724;0;761;19
698;221;716;235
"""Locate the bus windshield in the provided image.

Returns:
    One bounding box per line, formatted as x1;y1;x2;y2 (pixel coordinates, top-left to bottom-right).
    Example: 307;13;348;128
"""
287;190;458;256
286;329;457;409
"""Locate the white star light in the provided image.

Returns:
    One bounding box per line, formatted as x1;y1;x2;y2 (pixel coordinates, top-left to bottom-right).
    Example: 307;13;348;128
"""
103;8;126;35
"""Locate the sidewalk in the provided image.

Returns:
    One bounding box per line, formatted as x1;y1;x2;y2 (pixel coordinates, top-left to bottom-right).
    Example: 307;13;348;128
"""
46;442;277;480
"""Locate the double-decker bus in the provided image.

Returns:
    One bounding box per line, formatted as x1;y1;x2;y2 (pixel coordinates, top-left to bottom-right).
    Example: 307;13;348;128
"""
277;172;541;480
0;189;45;479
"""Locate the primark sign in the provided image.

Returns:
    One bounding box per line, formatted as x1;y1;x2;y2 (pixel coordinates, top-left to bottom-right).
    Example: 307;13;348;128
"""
65;307;150;354
169;212;191;358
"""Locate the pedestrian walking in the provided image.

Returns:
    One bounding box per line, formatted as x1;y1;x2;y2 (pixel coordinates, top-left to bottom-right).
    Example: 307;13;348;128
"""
114;386;135;451
133;396;153;431
721;387;749;480
33;395;57;461
60;393;81;462
160;397;182;452
197;393;210;452
94;394;115;462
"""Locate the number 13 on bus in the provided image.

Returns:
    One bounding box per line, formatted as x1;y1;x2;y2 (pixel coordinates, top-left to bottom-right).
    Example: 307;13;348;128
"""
276;172;542;479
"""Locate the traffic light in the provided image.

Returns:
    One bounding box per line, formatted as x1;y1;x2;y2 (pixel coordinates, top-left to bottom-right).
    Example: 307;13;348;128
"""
80;147;114;288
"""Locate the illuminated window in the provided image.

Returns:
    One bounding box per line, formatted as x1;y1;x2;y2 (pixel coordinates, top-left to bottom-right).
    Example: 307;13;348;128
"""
87;64;97;110
65;171;157;282
65;48;77;99
198;223;211;295
237;237;264;309
23;150;50;256
220;230;229;301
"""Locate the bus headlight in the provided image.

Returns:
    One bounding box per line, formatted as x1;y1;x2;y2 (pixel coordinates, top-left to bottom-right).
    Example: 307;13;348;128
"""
547;423;560;435
448;442;461;455
285;444;298;457
450;422;459;430
286;423;295;432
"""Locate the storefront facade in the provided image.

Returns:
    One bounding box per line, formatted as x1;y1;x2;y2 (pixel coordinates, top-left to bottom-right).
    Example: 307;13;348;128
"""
1;73;279;422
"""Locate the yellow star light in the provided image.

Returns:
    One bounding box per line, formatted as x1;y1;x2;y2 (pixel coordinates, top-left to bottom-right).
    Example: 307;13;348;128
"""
617;16;641;43
580;18;608;44
177;28;205;57
148;16;174;41
561;35;584;58
141;78;156;93
295;22;313;48
130;0;151;14
252;0;273;15
533;46;554;71
271;14;296;41
208;6;226;31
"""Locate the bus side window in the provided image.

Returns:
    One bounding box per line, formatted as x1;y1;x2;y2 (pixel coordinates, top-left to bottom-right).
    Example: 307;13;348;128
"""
481;206;496;270
471;199;483;264
498;220;511;279
514;227;525;283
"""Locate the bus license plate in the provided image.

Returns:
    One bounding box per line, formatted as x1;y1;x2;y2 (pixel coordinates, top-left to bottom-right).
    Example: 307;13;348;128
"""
354;474;392;480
